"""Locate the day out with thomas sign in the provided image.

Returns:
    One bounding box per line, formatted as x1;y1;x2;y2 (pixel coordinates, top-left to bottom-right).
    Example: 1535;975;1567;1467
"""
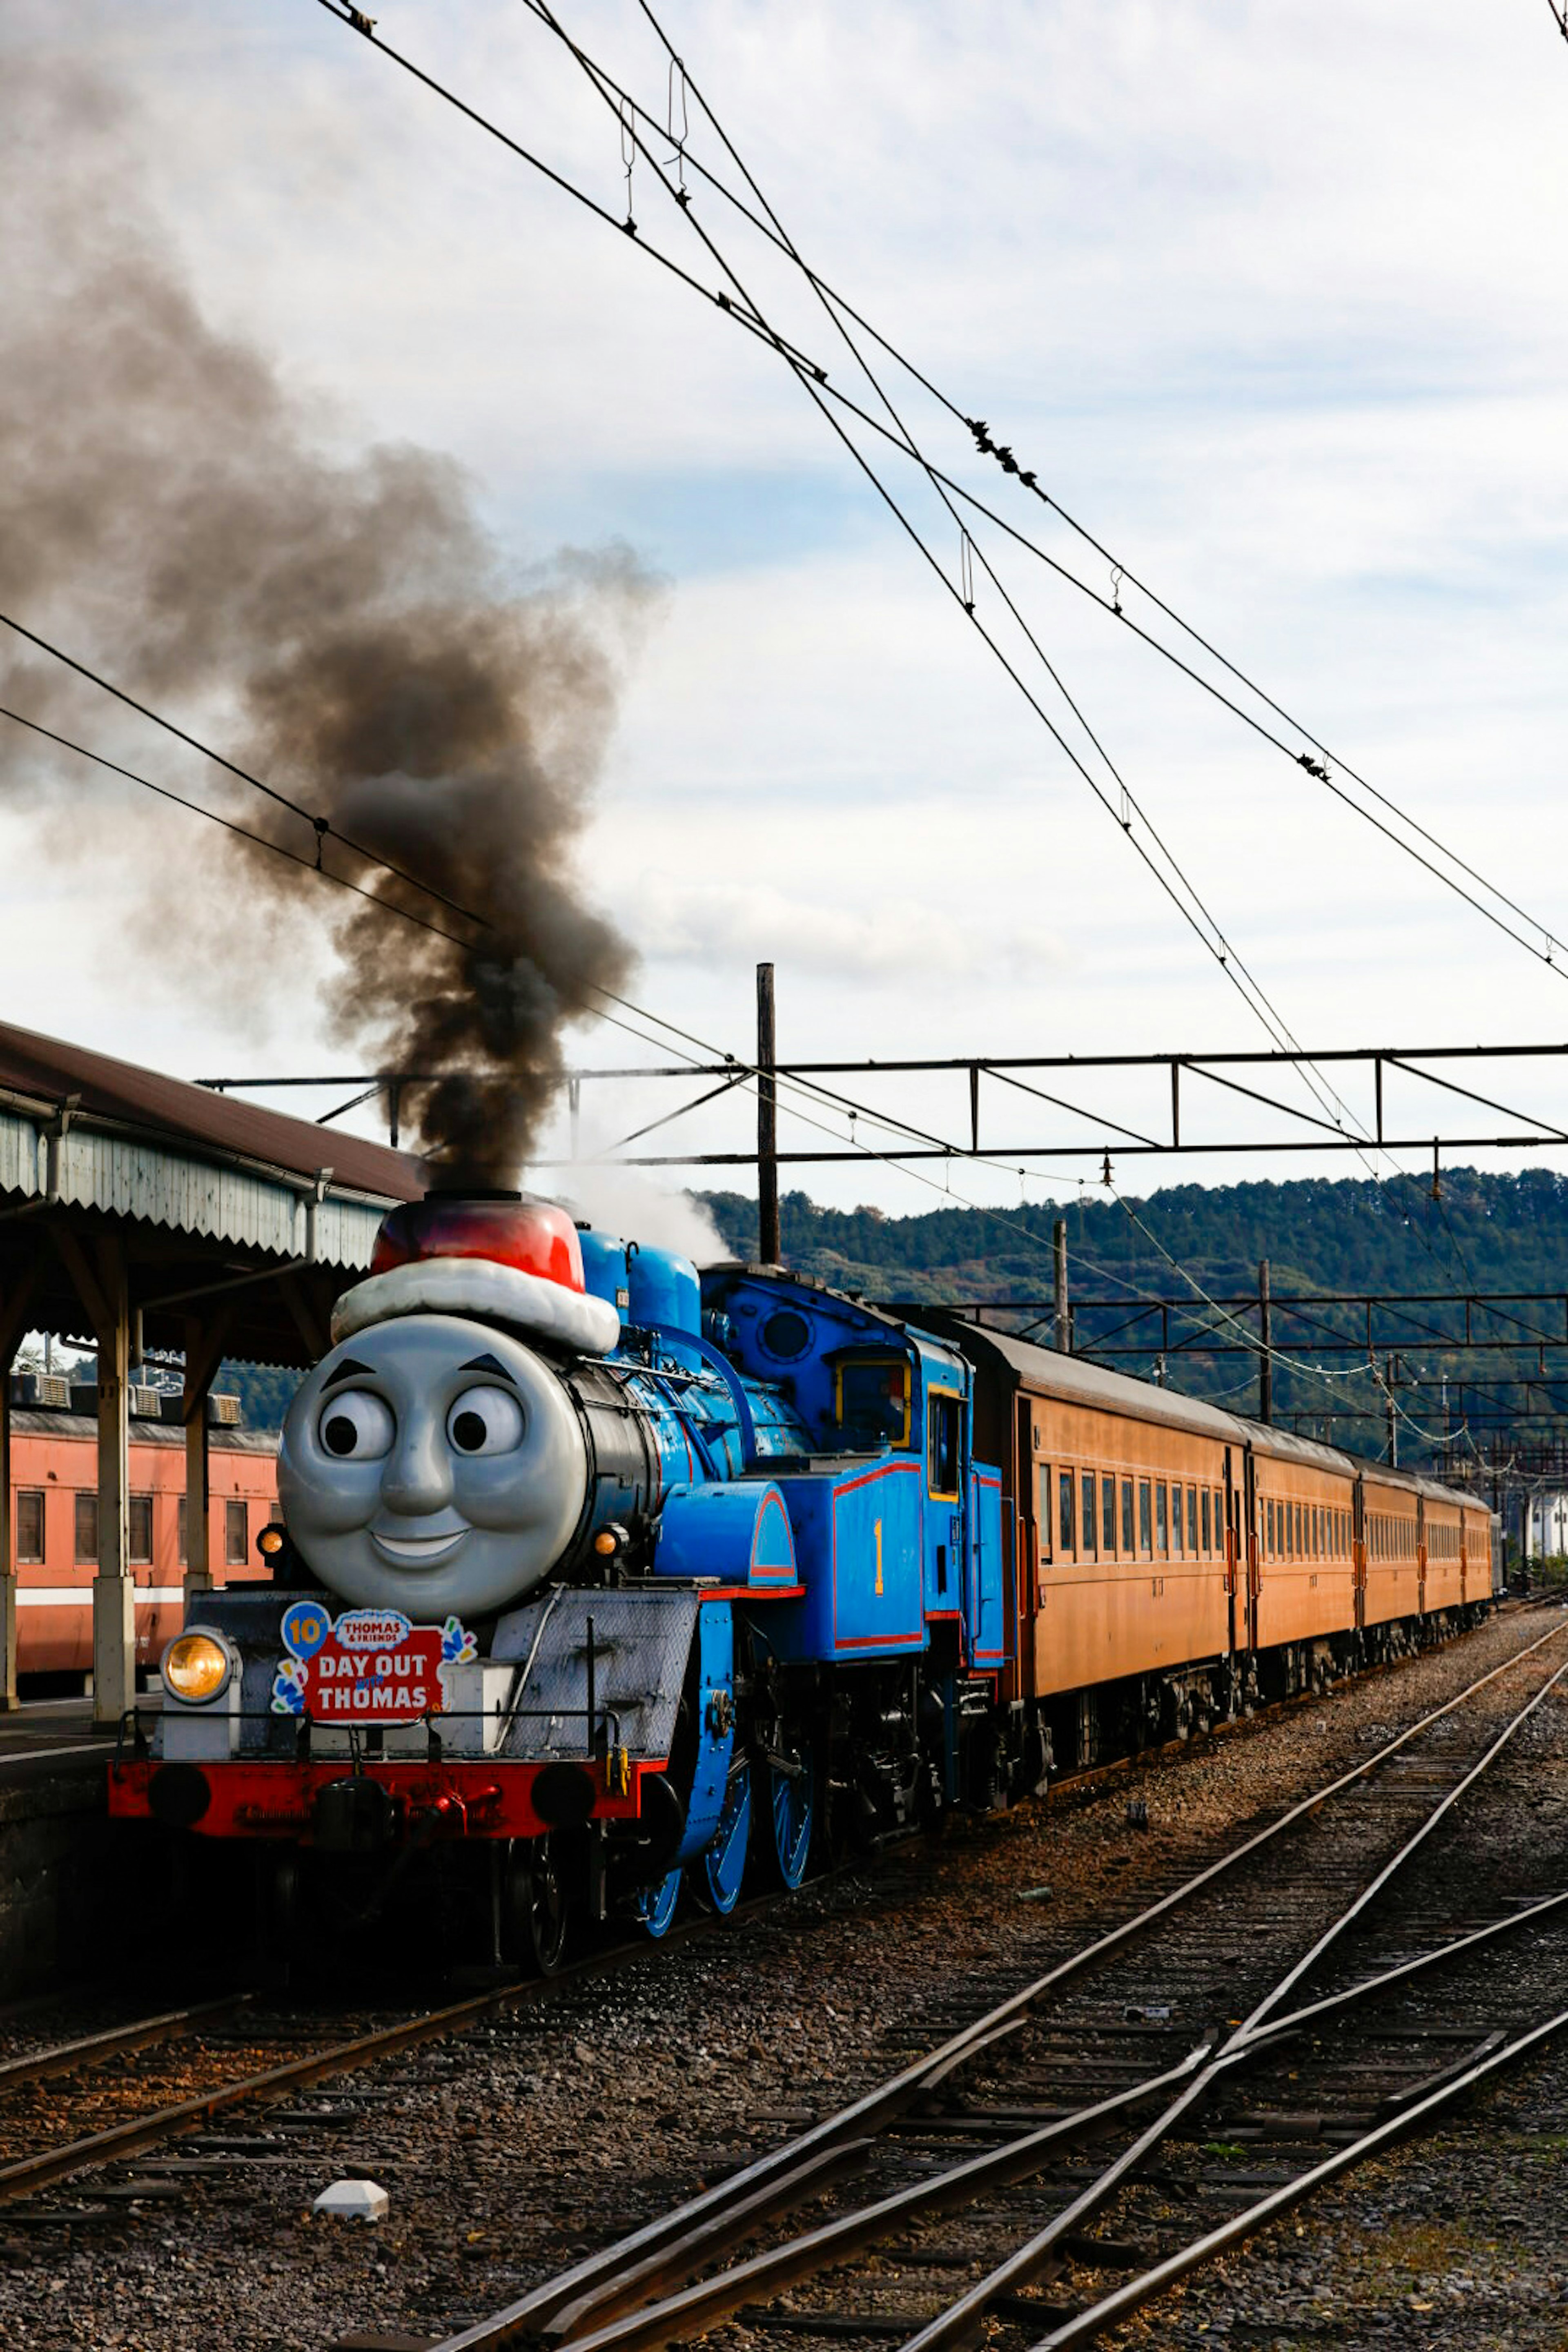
270;1601;477;1724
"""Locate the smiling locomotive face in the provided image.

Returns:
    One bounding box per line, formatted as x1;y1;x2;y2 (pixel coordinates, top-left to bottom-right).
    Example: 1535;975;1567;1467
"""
277;1314;588;1618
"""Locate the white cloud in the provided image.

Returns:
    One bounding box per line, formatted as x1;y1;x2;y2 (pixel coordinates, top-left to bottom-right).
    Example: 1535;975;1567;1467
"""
3;0;1567;1222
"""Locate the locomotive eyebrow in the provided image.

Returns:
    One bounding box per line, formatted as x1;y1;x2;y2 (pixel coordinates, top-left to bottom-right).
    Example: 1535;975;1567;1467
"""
460;1353;519;1383
321;1359;376;1390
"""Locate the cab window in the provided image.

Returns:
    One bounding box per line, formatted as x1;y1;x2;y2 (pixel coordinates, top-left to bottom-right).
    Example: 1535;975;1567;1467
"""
837;1359;909;1448
927;1392;961;1496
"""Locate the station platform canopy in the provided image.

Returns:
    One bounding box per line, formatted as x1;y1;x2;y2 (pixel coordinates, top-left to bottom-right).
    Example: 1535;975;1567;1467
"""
0;1019;430;1720
0;1019;423;1367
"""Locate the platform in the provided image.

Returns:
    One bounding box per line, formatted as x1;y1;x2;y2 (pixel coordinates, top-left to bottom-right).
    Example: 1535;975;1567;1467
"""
0;1695;169;1999
0;1691;154;1771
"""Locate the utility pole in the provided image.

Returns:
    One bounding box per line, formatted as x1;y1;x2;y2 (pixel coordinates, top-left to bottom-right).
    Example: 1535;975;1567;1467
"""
756;962;780;1265
1054;1218;1070;1352
1258;1259;1272;1425
1385;1353;1398;1468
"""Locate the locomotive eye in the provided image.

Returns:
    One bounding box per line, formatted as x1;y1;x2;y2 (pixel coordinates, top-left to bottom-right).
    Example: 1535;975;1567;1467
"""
318;1389;395;1460
446;1386;526;1456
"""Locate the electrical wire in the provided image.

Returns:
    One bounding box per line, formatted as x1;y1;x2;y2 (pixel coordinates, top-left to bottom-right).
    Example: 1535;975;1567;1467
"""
0;704;475;949
310;0;1519;1309
518;0;1568;985
0;610;490;934
535;0;1543;1308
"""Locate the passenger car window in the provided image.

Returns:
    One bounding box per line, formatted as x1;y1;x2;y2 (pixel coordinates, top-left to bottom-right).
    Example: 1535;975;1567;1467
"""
1187;1487;1198;1554
1102;1475;1116;1554
129;1494;154;1566
14;1490;44;1566
1156;1483;1169;1554
225;1499;249;1568
1081;1472;1097;1557
1037;1465;1052;1560
1059;1470;1075;1555
1139;1480;1153;1553
1122;1479;1135;1553
1202;1490;1212;1555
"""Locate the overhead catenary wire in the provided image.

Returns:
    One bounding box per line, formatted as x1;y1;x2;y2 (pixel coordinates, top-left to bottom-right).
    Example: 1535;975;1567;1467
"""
565;991;1395;1427
0;704;477;950
515;0;1568;985
309;0;1518;1310
0;609;490;935
519;0;1546;1307
303;4;1542;1430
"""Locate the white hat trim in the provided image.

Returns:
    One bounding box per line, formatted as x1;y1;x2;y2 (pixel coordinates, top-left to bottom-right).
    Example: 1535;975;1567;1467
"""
331;1256;621;1356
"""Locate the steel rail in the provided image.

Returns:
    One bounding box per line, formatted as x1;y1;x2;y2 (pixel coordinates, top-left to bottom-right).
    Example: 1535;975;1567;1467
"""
895;1646;1568;2352
553;1882;1568;2352
0;1895;797;2205
0;1991;252;2093
1029;2005;1568;2348
544;2052;1224;2352
428;1615;1568;2352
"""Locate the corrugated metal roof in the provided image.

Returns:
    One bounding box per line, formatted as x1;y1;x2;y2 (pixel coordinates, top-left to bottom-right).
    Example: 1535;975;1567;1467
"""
0;1020;421;1202
8;1409;278;1454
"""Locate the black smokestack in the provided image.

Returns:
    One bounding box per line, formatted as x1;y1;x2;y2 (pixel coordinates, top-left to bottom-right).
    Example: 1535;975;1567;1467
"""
0;56;655;1183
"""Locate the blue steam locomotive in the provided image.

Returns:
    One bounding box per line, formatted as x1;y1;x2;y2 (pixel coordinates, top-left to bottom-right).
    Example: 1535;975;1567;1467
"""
112;1192;1031;1966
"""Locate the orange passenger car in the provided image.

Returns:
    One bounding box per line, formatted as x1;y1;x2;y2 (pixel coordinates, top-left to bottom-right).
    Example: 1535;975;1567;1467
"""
950;1317;1498;1774
7;1403;278;1685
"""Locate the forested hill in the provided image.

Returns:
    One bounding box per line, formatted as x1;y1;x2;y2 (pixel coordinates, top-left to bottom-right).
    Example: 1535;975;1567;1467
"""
220;1169;1568;1445
699;1169;1568;1305
701;1169;1568;1463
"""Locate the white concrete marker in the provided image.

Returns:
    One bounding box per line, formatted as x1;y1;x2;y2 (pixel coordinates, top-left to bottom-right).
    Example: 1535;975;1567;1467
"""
313;2178;389;2221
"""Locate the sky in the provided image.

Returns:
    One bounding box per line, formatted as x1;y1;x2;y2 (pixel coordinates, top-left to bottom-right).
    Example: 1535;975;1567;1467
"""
3;0;1567;1246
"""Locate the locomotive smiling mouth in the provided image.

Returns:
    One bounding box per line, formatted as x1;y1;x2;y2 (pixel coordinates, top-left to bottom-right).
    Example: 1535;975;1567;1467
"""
370;1527;470;1565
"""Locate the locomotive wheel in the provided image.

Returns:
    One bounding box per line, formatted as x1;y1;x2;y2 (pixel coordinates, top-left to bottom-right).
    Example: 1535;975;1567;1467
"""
761;1743;815;1891
697;1761;752;1917
634;1865;683;1938
510;1834;571;1976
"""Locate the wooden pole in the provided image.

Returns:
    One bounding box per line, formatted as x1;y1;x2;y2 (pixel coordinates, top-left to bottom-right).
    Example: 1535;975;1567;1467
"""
756;962;780;1265
0;1267;41;1712
1054;1219;1070;1353
1258;1259;1273;1425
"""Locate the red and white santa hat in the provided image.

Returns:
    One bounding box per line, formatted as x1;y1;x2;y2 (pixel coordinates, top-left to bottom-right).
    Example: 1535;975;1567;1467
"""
330;1193;620;1357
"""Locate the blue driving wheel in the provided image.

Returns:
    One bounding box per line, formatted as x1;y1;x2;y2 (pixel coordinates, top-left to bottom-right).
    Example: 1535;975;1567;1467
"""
766;1744;815;1890
701;1761;753;1917
634;1865;682;1939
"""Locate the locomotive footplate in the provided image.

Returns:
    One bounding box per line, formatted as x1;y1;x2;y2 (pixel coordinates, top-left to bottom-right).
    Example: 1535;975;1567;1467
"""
108;1751;664;1844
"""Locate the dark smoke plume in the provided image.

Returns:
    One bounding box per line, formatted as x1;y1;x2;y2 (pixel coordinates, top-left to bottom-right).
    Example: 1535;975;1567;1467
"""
0;54;655;1182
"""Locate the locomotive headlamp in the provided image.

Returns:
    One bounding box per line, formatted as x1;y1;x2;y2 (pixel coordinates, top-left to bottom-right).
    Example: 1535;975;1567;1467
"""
160;1631;234;1705
593;1521;629;1558
257;1525;285;1559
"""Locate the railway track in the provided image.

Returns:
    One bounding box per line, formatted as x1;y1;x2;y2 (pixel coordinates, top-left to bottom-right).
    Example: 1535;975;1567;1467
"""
421;1609;1568;2352
0;1899;802;2215
2;1605;1556;2334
